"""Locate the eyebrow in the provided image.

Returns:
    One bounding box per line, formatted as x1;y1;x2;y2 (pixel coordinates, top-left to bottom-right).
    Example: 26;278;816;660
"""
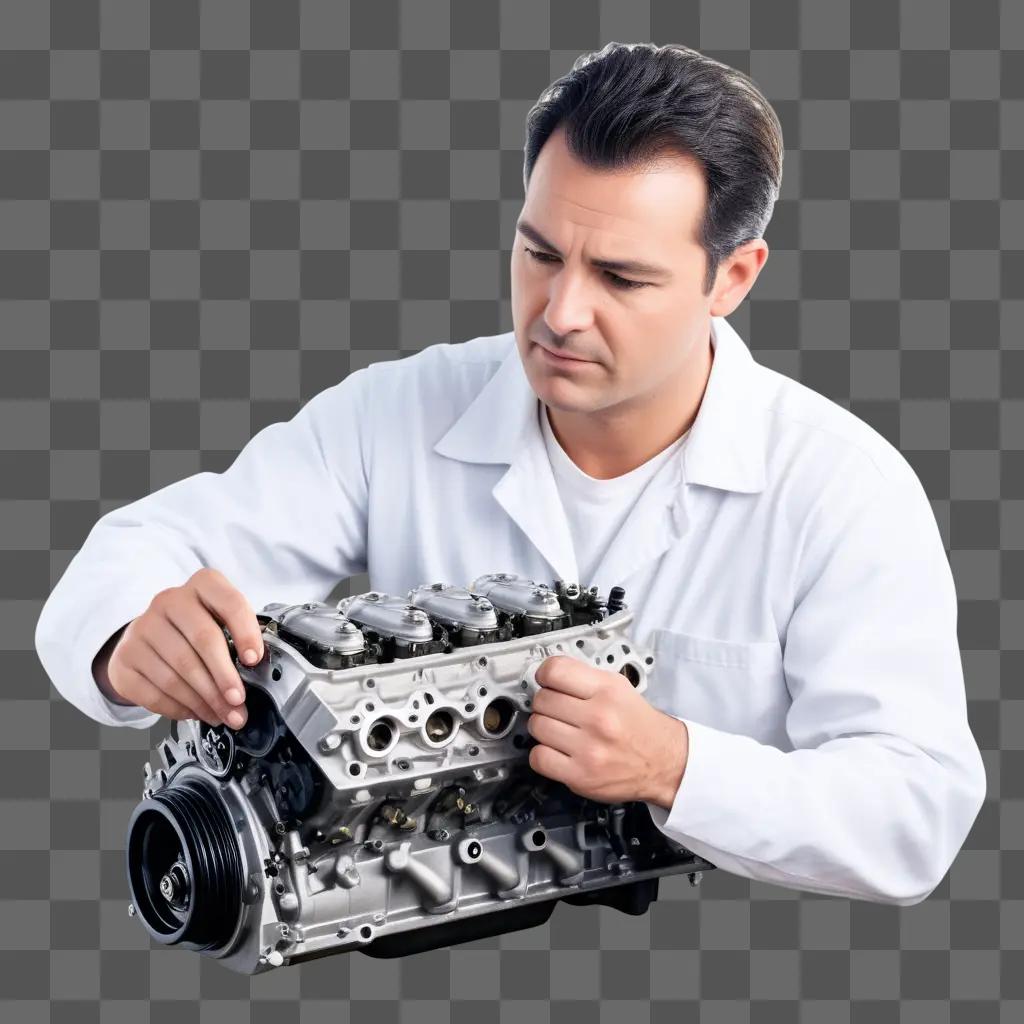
515;218;673;280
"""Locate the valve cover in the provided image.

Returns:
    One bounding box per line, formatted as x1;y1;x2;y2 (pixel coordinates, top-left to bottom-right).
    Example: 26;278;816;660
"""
125;573;715;972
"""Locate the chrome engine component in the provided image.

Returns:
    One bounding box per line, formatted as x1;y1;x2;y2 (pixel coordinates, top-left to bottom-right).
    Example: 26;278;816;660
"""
125;573;715;973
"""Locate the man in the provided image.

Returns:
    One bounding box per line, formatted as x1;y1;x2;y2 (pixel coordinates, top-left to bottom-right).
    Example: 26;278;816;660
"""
35;42;985;906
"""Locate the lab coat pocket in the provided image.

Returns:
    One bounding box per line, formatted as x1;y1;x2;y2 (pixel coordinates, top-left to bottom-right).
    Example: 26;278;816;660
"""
646;629;788;744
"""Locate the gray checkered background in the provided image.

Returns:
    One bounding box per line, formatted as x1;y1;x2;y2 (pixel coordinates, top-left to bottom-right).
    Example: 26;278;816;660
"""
1;0;1019;1020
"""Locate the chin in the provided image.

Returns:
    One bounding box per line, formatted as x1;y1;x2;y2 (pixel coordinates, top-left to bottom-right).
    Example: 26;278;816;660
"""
538;380;607;416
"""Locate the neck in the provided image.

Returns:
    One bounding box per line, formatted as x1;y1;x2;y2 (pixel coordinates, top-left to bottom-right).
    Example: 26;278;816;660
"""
545;332;713;480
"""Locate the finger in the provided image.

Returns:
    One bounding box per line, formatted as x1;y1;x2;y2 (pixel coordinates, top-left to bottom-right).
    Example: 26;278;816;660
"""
531;686;589;726
117;664;199;721
145;614;244;727
167;593;248;707
529;743;575;785
534;655;601;699
527;712;582;756
192;569;265;667
128;640;227;726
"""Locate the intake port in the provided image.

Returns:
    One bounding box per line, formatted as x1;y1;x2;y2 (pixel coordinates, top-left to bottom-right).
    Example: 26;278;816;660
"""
362;716;399;758
422;708;458;747
479;696;517;738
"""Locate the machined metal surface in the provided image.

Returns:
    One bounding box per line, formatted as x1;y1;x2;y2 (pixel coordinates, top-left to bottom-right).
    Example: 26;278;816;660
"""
125;573;714;973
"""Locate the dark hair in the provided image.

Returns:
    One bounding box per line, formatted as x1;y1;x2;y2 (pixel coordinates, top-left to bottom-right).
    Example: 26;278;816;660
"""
523;42;784;296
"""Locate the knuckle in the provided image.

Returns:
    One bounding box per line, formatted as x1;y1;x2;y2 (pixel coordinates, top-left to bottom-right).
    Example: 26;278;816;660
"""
216;697;237;720
213;671;241;699
157;673;199;718
115;641;139;673
156;670;189;707
106;649;128;681
176;679;207;720
196;675;224;713
168;644;197;681
217;660;241;687
193;621;222;648
156;583;185;605
152;695;184;720
108;667;134;701
178;694;204;721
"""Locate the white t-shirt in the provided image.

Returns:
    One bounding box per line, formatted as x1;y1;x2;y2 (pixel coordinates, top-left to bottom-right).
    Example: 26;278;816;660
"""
538;401;690;586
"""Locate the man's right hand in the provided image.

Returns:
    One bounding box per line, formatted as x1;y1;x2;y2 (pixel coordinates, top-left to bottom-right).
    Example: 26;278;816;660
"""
97;568;265;728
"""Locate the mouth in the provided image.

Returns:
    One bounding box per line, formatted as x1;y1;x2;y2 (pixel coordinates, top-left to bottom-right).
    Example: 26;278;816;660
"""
533;342;593;367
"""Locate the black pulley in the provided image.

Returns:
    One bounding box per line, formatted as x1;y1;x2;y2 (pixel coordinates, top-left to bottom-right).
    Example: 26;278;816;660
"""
125;775;244;950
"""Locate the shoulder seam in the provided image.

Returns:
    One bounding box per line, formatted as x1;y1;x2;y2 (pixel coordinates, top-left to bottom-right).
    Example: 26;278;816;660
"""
749;362;907;482
760;402;900;484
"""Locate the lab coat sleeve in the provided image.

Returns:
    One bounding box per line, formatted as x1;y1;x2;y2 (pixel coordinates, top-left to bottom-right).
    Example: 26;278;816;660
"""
34;366;374;730
644;467;987;906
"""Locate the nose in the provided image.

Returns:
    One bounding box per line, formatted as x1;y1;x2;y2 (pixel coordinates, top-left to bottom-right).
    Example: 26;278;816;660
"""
543;266;595;339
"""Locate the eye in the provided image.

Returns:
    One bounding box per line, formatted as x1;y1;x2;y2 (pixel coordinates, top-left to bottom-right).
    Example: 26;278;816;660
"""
523;246;558;265
605;271;648;291
522;246;649;291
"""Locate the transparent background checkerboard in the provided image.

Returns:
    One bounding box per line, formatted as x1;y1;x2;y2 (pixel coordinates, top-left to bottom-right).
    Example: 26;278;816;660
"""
1;1;1020;1020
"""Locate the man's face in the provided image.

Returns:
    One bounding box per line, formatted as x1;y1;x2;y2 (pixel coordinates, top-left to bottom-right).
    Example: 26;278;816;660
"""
511;125;718;417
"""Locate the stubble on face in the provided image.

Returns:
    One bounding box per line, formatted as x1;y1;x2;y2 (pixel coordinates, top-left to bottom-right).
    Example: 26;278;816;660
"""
507;127;726;474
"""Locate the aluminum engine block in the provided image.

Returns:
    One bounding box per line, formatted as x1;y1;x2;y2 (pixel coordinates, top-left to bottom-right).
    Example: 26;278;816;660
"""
125;572;715;972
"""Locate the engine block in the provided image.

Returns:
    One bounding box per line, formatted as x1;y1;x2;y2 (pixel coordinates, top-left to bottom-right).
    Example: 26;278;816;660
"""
125;573;715;972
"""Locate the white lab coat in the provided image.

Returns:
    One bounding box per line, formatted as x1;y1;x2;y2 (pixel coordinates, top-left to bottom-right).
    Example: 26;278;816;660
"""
34;314;987;906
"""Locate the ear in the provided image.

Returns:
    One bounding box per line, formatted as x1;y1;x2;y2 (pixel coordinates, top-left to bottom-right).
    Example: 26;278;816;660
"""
709;240;770;318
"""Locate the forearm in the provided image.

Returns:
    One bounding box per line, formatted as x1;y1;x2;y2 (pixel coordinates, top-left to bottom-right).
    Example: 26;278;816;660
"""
646;718;986;906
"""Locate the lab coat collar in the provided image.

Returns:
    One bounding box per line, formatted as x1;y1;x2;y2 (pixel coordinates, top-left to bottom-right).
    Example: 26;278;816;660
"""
434;315;768;494
433;315;768;585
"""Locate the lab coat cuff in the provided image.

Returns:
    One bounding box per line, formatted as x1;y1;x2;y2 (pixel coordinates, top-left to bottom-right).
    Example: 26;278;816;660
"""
73;591;166;729
645;716;742;848
51;551;202;732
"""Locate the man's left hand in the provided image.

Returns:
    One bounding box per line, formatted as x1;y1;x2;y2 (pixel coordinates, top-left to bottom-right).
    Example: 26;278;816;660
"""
526;654;689;809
